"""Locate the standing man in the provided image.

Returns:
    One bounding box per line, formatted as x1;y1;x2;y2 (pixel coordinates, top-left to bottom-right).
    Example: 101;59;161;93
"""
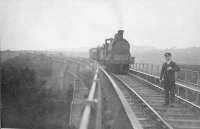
160;52;180;106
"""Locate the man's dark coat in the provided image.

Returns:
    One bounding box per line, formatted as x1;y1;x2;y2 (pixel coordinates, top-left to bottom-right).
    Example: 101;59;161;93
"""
160;61;180;82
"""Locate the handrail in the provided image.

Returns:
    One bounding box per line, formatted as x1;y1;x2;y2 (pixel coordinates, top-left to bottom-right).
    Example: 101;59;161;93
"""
130;69;200;93
79;64;99;129
132;63;200;86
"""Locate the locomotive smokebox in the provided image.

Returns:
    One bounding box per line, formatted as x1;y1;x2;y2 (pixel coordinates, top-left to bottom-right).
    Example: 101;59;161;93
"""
118;30;124;39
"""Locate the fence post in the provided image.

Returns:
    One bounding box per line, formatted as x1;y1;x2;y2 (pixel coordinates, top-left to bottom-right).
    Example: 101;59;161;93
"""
136;63;138;70
146;64;149;74
138;63;139;70
185;71;188;83
182;70;185;82
177;87;180;96
144;64;146;73
142;64;144;72
198;72;200;86
157;65;160;76
138;64;140;71
196;72;199;86
151;64;153;75
185;89;188;100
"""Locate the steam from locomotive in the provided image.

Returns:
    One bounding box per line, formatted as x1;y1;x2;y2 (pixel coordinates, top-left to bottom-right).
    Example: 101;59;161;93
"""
89;30;134;74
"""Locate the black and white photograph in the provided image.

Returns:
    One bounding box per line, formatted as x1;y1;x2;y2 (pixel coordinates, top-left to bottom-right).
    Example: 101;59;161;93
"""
1;0;200;129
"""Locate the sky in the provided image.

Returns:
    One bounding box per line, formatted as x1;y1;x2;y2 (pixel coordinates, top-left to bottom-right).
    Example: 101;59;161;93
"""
0;0;200;51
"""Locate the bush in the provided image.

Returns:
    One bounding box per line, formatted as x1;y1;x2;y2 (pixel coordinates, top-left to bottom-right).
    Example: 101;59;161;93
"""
1;53;54;128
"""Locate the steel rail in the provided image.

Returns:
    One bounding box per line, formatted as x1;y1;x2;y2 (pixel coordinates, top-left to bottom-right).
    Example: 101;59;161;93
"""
128;71;200;110
113;74;174;129
79;65;99;129
100;67;144;129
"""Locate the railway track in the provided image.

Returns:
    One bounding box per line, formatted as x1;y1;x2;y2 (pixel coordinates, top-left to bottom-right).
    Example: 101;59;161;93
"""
101;68;200;129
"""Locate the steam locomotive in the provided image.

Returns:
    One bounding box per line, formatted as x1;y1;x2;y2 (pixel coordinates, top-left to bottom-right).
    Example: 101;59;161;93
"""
89;30;134;74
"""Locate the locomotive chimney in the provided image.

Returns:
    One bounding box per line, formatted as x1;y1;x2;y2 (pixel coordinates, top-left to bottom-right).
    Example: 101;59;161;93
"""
118;30;124;39
114;33;118;40
105;38;112;44
105;39;108;44
104;38;113;56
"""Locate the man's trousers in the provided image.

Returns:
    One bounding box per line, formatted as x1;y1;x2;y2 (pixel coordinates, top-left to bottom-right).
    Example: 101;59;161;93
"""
164;81;176;104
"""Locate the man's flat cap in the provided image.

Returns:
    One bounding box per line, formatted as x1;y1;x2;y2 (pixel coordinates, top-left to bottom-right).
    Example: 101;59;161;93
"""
164;52;172;57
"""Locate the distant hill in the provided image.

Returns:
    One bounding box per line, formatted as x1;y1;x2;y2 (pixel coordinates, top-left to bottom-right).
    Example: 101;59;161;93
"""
62;46;200;66
1;46;200;67
133;46;200;66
